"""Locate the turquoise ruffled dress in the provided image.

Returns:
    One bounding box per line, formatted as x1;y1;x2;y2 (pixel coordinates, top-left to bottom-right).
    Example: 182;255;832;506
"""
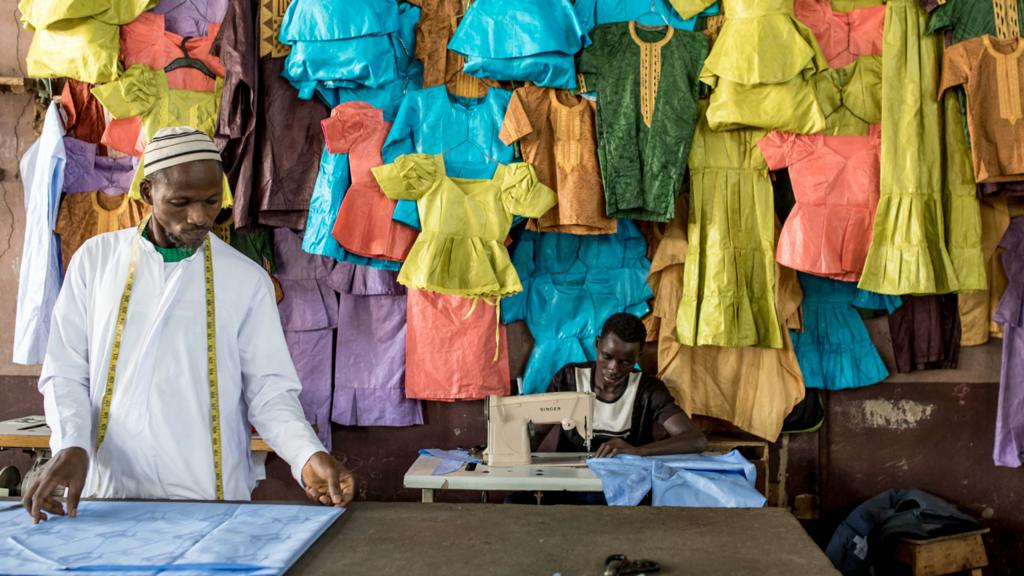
791;273;890;390
448;0;588;89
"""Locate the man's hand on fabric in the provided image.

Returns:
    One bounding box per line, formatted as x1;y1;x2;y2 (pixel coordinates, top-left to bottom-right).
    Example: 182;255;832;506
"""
22;447;88;524
301;452;355;507
594;438;644;458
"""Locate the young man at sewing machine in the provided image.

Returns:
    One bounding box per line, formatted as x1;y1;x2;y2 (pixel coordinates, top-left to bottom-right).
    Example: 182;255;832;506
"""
544;313;707;458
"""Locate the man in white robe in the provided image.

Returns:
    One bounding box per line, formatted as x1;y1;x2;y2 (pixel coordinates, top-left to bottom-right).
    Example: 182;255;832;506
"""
23;127;354;522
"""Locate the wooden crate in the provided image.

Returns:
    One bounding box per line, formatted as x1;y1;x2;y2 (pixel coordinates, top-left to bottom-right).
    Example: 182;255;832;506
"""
894;528;990;576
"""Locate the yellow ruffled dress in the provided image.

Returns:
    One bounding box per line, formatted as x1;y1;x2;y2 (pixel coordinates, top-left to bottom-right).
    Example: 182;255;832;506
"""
699;0;829;133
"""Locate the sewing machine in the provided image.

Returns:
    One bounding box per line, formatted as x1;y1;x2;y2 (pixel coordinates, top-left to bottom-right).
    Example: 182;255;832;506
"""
484;392;594;467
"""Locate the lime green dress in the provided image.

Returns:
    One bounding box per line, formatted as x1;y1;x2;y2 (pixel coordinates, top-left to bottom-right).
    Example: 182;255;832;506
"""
373;154;557;297
676;105;782;349
20;0;156;83
700;0;829;134
857;0;978;295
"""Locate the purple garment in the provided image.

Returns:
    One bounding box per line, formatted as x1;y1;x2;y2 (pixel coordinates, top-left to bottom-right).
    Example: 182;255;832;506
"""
62;137;134;195
274;228;338;450
980;182;1024;197
995;217;1024;467
153;0;229;37
328;262;422;427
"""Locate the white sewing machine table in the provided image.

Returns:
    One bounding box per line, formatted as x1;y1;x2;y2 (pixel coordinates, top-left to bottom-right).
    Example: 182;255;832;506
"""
403;453;602;504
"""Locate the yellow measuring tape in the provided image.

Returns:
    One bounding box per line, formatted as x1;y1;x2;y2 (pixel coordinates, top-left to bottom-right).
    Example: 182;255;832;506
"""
95;219;224;500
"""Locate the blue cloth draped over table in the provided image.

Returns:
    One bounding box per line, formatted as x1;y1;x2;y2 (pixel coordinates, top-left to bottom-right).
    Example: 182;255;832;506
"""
382;85;515;229
448;0;588;89
0;501;341;575
503;222;653;394
573;0;720;37
587;451;767;507
791;273;895;391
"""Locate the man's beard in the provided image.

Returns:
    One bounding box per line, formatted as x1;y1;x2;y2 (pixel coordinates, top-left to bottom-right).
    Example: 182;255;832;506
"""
167;228;208;249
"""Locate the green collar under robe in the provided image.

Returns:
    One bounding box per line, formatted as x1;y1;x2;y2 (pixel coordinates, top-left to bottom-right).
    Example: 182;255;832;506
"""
577;22;708;222
142;227;199;263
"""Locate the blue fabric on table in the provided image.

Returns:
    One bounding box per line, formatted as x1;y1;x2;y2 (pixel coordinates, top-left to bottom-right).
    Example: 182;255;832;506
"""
419;449;482;475
0;501;341;575
586;451;767;508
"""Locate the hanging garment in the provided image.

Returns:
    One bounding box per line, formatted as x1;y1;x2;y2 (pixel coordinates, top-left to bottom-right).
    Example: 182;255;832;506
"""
587;452;766;508
928;0;1024;44
447;0;587;89
61;137;134;195
41;227;324;500
93;65;223;158
404;0;498;95
941;89;987;293
278;0;401;98
548;363;683;453
677;107;781;349
889;294;962;373
20;0;156;83
573;0;720;36
500;86;615;235
960;197;1021;345
273;229;337;451
13;103;65;365
827;489;982;576
405;288;511;401
502;222;653;395
650;197;805;442
939;36;1024;184
55;193;149;272
577;22;708;222
382;85;515;230
995;216;1024;466
814;55;882;136
211;217;276;272
303;146;402;271
153;0;229;38
791;274;889;391
758;124;881;281
322;102;417;262
373;154;557;297
329;263;423;427
60;80;107;149
121;12;225;92
310;2;424;118
212;0;333;231
700;0;828;133
858;0;959;295
794;0;885;68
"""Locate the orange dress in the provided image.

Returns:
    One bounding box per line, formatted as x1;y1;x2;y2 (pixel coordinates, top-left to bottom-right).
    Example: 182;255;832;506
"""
794;0;884;69
758;124;881;281
323;102;417;262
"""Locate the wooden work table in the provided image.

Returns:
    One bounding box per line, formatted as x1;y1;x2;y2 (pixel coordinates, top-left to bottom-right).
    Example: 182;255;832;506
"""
292;502;840;575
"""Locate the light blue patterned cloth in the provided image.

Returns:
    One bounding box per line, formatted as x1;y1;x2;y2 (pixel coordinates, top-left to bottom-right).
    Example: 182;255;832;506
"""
0;501;341;575
586;451;767;508
419;449;481;475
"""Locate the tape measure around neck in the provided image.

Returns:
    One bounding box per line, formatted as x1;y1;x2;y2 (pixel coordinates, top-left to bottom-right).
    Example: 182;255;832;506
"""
95;219;224;500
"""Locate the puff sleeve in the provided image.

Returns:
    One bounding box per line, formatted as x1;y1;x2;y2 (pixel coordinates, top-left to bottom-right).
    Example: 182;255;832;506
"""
321;104;369;154
757;131;793;171
498;163;558;218
373;154;439;201
91;65;160;119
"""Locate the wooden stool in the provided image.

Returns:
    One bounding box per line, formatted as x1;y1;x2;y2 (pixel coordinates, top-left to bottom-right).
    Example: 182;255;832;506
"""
894;528;990;576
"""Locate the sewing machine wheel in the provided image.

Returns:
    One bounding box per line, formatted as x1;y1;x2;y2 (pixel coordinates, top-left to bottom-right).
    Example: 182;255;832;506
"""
0;465;22;497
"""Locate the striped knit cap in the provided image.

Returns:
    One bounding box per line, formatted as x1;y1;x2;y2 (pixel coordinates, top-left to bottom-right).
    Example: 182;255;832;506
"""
142;127;222;177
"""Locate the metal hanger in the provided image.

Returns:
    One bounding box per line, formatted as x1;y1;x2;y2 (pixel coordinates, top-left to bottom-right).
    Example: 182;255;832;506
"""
164;37;216;79
636;0;670;27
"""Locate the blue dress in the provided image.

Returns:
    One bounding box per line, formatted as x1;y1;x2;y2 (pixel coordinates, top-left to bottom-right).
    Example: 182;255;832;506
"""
311;3;423;120
573;0;720;37
448;0;587;89
302;148;402;271
503;221;653;394
382;85;515;229
790;273;889;390
279;0;402;98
